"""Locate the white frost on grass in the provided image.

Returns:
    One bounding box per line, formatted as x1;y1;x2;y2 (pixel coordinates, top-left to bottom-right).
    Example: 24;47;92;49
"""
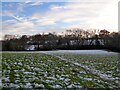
43;52;119;86
47;77;57;80
79;71;86;74
83;78;93;81
24;83;33;88
18;62;23;66
73;62;117;82
14;80;20;83
34;83;44;88
45;80;54;83
67;84;74;88
15;74;19;77
24;72;32;75
9;83;19;88
51;84;62;88
3;77;9;82
33;67;40;71
0;79;2;87
64;78;71;82
42;50;118;55
2;52;119;88
59;77;65;80
14;70;19;72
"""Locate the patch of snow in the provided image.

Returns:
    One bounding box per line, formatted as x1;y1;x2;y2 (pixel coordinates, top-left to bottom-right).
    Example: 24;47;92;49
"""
18;62;22;65
84;78;93;81
15;74;19;76
51;85;62;88
43;53;119;86
67;84;74;88
24;72;32;75
3;77;9;82
34;83;44;88
59;77;65;80
24;83;32;88
79;71;86;74
45;80;54;83
64;78;71;82
0;79;2;87
33;68;40;71
47;77;57;80
14;70;19;72
14;80;20;83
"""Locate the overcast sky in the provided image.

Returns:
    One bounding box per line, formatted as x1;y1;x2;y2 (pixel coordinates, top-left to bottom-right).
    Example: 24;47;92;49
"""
1;0;119;40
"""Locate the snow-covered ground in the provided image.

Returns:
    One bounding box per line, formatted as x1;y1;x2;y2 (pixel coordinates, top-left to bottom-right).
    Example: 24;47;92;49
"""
2;50;118;55
42;50;118;55
2;52;119;89
43;52;120;86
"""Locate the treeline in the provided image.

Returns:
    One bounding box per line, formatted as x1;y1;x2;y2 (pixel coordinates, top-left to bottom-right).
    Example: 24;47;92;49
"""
1;29;120;52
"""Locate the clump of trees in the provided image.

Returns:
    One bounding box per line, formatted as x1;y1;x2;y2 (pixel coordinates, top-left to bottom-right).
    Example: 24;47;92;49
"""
1;28;120;52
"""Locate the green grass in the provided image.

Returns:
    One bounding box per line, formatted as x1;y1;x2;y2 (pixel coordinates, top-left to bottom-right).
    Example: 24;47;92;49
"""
1;52;119;89
53;53;119;78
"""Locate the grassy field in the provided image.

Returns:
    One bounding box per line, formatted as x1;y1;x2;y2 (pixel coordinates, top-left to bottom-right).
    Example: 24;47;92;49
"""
1;52;120;89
